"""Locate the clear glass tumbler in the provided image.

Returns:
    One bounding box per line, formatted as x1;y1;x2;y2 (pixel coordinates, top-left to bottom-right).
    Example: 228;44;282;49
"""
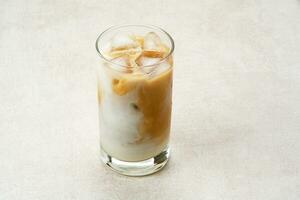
95;25;174;176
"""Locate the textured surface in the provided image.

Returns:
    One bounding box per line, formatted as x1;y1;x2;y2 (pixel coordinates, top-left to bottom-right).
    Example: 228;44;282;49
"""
0;0;300;199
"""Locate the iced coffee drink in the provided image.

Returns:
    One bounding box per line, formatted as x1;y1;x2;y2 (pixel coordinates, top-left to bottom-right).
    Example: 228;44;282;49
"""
95;25;174;176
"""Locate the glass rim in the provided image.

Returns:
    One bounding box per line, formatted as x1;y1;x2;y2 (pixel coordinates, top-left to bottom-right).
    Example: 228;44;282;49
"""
95;24;175;69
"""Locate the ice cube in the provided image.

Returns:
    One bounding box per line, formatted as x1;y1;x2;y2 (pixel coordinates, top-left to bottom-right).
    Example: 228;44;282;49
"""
110;56;129;66
143;32;170;57
137;56;161;66
130;35;144;47
111;34;139;50
143;32;162;50
135;56;162;75
109;47;142;59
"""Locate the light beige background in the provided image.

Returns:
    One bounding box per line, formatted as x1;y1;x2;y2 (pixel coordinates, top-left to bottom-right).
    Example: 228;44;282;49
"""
0;0;299;199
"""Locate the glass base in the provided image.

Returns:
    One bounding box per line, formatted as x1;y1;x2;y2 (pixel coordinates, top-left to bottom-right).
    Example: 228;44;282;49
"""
100;147;170;176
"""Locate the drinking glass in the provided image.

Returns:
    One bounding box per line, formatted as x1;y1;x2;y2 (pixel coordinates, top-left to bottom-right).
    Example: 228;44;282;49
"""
95;25;174;176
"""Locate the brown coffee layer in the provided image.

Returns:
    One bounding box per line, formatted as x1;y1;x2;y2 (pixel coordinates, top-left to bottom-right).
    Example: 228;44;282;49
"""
111;68;172;144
